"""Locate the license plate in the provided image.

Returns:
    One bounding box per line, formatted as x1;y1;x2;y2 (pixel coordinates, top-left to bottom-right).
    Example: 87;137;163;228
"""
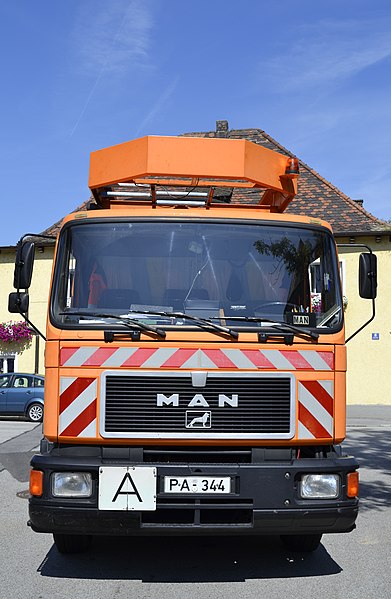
164;476;231;494
99;466;157;511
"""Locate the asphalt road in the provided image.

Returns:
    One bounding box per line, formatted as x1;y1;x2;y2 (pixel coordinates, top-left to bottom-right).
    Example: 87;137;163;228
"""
0;409;390;599
0;419;38;445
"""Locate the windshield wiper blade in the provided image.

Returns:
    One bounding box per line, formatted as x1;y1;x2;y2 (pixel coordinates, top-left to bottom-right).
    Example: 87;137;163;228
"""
124;309;239;339
223;316;319;340
59;311;166;339
265;322;319;341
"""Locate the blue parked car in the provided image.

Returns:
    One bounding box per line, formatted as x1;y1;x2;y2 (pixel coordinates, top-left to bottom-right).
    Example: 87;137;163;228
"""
0;373;44;422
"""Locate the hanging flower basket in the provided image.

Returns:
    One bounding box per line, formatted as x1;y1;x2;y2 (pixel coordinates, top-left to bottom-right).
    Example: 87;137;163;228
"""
0;321;33;354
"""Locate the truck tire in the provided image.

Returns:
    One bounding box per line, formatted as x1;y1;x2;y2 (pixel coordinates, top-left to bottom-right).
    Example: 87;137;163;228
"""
280;533;322;553
53;533;92;554
27;403;43;422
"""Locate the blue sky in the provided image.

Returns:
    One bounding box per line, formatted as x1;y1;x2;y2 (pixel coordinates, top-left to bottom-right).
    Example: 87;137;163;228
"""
1;0;391;246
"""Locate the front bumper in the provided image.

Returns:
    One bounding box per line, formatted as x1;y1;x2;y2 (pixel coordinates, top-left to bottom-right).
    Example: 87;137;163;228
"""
29;504;358;536
29;448;359;537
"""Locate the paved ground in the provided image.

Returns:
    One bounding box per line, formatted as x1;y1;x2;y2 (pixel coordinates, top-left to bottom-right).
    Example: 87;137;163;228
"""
347;405;391;427
0;417;39;445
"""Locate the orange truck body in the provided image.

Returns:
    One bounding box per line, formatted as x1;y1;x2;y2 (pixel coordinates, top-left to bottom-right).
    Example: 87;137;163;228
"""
28;135;359;553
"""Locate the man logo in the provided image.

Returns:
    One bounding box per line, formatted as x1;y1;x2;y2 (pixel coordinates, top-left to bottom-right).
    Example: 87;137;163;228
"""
292;314;310;325
156;393;238;408
185;411;211;428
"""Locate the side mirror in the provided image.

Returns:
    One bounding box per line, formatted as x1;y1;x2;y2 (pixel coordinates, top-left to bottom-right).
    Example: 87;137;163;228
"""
359;253;377;299
13;241;35;289
8;292;30;314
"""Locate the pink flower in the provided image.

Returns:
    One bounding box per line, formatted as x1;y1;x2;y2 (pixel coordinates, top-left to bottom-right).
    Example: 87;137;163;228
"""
0;321;33;343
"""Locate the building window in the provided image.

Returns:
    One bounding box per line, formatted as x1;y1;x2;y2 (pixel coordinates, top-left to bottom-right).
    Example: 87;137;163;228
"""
0;355;16;374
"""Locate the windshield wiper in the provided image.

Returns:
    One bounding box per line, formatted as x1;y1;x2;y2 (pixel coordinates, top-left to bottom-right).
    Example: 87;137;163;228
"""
265;322;319;341
222;316;319;341
124;309;239;340
59;311;166;339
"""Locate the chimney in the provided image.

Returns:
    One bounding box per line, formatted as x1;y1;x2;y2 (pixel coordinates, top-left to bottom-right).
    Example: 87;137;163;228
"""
354;199;364;207
216;120;229;138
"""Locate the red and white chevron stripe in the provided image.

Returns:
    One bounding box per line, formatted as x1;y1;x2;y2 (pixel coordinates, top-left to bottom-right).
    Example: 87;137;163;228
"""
298;380;334;439
60;346;334;371
59;377;97;437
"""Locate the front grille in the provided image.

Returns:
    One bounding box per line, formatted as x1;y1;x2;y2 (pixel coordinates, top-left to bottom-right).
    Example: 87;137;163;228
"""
141;508;253;526
141;498;254;526
103;372;293;438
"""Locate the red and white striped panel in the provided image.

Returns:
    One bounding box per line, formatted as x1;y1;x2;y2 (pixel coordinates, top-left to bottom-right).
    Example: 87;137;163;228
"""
60;347;334;371
59;377;97;438
298;380;334;439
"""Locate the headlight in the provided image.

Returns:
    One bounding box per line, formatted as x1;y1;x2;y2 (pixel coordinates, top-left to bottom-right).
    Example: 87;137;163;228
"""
300;474;340;499
52;472;92;497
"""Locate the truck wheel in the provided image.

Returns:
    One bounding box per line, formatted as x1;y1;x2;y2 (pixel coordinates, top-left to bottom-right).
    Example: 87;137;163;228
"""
53;533;92;554
280;533;322;553
27;403;43;422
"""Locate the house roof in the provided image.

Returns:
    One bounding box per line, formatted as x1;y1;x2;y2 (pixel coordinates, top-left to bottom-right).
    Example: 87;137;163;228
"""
39;121;389;240
182;122;389;235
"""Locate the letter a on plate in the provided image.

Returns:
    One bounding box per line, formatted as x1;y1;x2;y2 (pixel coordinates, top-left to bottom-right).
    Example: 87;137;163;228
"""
99;466;157;511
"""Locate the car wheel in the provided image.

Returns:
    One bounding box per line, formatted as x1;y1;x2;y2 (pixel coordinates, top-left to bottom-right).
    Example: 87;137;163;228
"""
53;533;93;554
280;533;322;553
27;403;43;422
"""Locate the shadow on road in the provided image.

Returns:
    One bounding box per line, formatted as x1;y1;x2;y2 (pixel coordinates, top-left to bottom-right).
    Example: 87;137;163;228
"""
344;429;391;473
344;429;391;513
0;425;42;482
38;535;342;582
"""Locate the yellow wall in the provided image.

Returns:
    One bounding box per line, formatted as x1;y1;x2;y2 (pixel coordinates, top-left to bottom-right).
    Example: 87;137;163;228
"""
0;246;54;375
337;236;391;405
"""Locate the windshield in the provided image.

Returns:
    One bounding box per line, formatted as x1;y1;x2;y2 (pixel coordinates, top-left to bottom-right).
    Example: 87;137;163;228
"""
51;220;343;332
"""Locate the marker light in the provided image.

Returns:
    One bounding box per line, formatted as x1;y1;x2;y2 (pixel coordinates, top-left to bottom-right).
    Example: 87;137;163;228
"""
285;157;300;175
347;471;359;498
52;472;92;498
30;470;43;497
300;474;340;499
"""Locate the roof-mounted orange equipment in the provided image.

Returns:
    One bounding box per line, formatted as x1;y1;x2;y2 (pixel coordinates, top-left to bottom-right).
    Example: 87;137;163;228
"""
89;135;299;212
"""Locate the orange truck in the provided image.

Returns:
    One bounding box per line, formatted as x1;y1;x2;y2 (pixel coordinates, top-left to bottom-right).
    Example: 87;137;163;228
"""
9;135;377;554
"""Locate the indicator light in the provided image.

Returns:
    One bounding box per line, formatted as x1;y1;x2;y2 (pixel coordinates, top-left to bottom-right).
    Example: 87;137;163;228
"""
347;471;359;498
30;470;43;497
285;157;300;175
